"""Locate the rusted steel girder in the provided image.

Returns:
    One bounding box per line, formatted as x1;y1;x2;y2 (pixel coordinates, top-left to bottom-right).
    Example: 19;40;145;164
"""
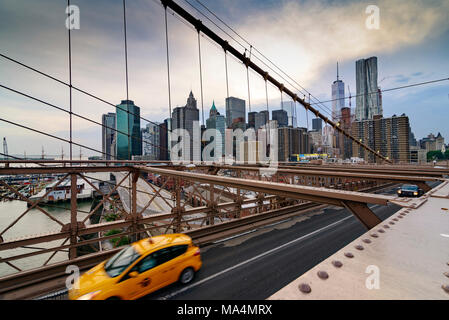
206;165;439;186
137;166;391;213
341;201;382;229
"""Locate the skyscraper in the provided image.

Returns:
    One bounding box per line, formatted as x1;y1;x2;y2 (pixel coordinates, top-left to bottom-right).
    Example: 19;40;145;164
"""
115;100;142;160
159;118;171;161
255;110;269;130
172;91;200;161
331;63;345;121
355;57;382;120
248;111;257;129
272;109;288;128
225;97;246;128
206;101;226;158
102;112;116;160
312;118;323;132
351;114;410;163
142;122;160;160
281;101;297;127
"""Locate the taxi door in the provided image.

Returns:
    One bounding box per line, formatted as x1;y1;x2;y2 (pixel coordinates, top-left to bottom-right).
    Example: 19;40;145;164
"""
115;248;172;299
159;245;189;284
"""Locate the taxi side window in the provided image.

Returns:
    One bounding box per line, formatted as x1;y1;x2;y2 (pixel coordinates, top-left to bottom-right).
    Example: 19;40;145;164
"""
129;245;189;276
138;255;157;273
170;245;188;259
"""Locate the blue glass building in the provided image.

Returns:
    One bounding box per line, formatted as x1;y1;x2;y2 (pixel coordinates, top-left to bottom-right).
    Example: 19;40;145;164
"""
116;100;142;160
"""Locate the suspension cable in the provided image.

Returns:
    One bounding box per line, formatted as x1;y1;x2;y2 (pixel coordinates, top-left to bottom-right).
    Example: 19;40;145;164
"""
197;31;205;127
163;7;173;121
0;84;170;156
122;0;131;160
67;0;73;161
224;50;230;99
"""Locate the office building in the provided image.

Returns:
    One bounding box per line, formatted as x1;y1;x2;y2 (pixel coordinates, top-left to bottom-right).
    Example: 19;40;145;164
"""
142;122;160;160
255;110;269;131
115;100;142;160
281;101;297;127
355;57;382;120
331;63;345;121
272;109;288;128
172;91;200;161
339;107;353;159
159;118;170;161
351;114;410;163
206;101;226;159
102;112;116;160
225;97;246;128
312;118;323;132
248;112;257;129
277;127;310;161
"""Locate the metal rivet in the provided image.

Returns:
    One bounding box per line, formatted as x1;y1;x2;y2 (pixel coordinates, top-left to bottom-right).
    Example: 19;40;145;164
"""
444;272;449;278
371;233;378;238
332;260;343;268
363;239;372;244
442;208;448;211
299;283;311;294
317;271;329;279
378;229;385;233
393;218;399;221
389;222;395;225
355;245;364;250
398;216;403;219
400;213;406;216
344;252;354;258
383;225;390;229
442;285;449;294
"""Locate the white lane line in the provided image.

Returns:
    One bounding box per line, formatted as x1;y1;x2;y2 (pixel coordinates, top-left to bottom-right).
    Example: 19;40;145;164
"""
211;218;294;244
212;229;258;244
158;215;353;300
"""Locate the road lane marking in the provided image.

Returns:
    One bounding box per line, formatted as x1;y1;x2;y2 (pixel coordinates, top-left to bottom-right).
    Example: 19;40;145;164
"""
158;215;353;300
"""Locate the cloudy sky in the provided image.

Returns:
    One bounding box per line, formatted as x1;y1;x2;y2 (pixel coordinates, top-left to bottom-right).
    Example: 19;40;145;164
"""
0;0;448;157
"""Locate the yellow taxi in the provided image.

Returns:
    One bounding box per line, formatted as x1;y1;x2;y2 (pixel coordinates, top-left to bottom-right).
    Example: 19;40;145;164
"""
68;234;202;300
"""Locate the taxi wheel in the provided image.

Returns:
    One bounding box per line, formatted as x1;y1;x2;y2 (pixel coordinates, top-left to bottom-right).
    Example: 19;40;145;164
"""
179;267;195;285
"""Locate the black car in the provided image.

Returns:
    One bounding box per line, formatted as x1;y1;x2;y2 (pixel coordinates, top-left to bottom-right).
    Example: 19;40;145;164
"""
397;184;424;197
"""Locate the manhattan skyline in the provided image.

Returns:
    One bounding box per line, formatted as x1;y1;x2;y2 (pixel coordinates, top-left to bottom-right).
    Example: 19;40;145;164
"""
1;0;448;157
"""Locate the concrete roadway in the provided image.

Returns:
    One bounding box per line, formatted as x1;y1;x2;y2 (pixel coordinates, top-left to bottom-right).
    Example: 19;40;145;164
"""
142;182;439;300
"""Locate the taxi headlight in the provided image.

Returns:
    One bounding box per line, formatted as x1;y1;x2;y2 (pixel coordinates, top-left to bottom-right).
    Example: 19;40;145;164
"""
413;192;418;196
397;190;402;194
76;290;101;300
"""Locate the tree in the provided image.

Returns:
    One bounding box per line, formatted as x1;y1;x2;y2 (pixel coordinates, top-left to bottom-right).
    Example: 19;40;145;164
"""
427;150;445;161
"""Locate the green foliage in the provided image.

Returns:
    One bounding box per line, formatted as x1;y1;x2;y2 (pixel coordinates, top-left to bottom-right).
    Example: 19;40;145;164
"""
105;229;130;247
427;150;446;161
104;213;119;222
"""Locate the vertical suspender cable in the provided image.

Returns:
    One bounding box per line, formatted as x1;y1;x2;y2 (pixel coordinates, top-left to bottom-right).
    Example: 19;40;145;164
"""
67;0;73;161
123;0;130;160
164;7;172;119
224;51;229;99
164;6;172;159
246;66;251;113
197;31;205;127
264;79;271;157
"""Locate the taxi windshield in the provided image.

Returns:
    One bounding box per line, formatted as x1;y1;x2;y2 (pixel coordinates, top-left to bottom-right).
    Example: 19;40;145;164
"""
104;245;141;278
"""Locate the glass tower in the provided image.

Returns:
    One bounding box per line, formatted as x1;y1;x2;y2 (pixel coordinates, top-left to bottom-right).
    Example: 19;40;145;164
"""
116;100;142;160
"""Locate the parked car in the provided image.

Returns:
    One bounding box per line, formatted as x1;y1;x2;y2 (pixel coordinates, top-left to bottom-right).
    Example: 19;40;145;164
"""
397;184;424;197
69;234;202;300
